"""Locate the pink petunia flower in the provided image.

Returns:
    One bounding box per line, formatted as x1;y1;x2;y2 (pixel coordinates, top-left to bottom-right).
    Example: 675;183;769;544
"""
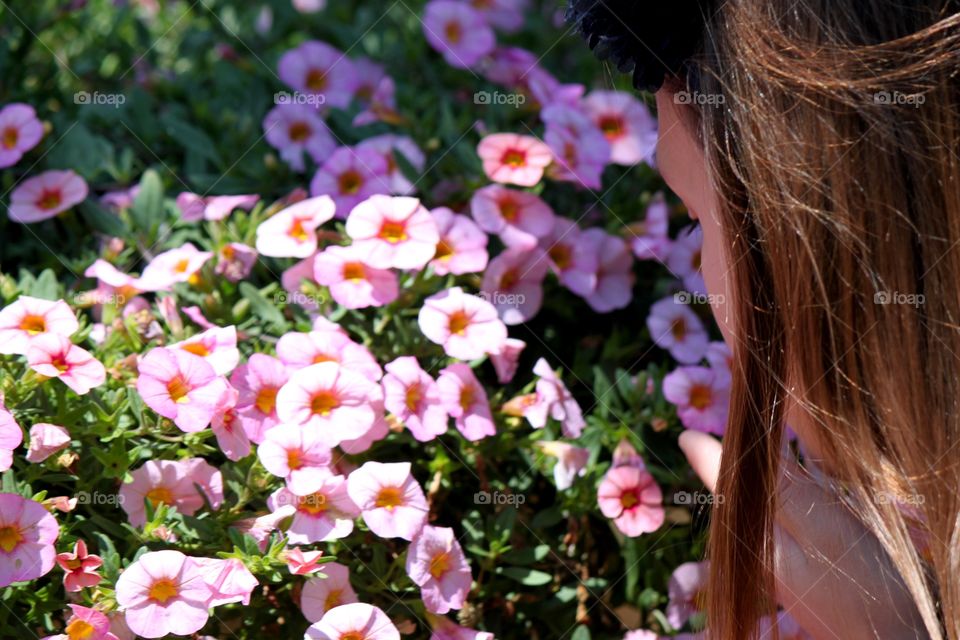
346;195;439;270
428;613;495;640
0;405;22;472
524;358;585;438
275;362;382;447
258;423;333;495
663;366;730;436
55;539;102;592
25;422;70;463
194;557;258;607
310;146;390;217
581;229;635;313
263;102;336;172
285;547;325;575
267;475;360;544
469;185;554;249
418;287;507;360
347;461;428;540
211;386;250;461
276;330;382;381
136;243;213;292
119;458;223;527
630;193;671;261
597;466;665;537
114;550;211;638
612;439;646;470
429;207;488;276
215;242;258;282
100;184;140;213
382;356;448;442
646;297;709;364
176;192;260;222
282;256;323;310
339;413;390;455
437;364;495;441
44;604;119;640
582;91;658;166
666;224;706;295
278;40;357;109
406;525;472;614
27;334;106;396
256;195;336;258
305;603;400;640
666;561;709;629
480;246;549;325
8;170;88;224
0;493;59;587
0;296;79;356
230;353;289;443
477;133;553;187
0;103;43;168
705;341;732;386
467;0;527;31
314;244;400;309
168;325;240;376
542;104;611;190
301;562;359;622
83;259;147;309
136;347;230;432
536;441;590;490
539;218;601;297
353;75;401;127
422;1;495;69
357;134;425;196
489;337;525;384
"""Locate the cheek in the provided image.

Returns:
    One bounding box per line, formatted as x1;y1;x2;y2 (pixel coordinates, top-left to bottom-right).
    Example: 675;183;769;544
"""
699;210;736;346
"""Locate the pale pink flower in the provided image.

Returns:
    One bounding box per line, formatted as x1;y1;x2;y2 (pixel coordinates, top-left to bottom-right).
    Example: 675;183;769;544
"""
100;184;139;213
115;550;211;638
666;561;709;629
313;244;400;309
137;243;213;292
759;611;813;640
305;603;400;640
276;362;382;447
422;1;495;69
428;614;495;640
83;259;145;307
579;229;634;312
258;423;333;494
347;461;428;540
477;133;553;187
263;102;336;172
346;195;439;270
211;386;250;461
0;296;79;355
630;194;671;261
418;287;507;360
8;170;87;223
357;134;425;195
293;0;326;12
55;539;102;592
429;207;488;276
169;324;240;375
353;75;400;127
666;224;706;295
646;297;709;364
136;347;230;432
176;192;260;222
267;475;360;544
0;103;43;168
0;493;58;587
705;341;732;386
406;525;472;614
25;422;70;463
286;547;325;575
524;358;585;437
612;439;646;470
542;104;611;190
230;353;289;443
276;330;382;381
256;195;336;258
382;356;448;442
46;604;118;640
215;242;258;282
490;337;525;384
437;364;495;441
622;631;658;640
181;305;217;330
536;441;590;490
282;256;323;310
301;562;359;622
194;557;258;607
597;466;665;537
310;146;390;217
539;218;600;297
582;91;658;166
278;40;357;109
481;247;548;325
119;458;223;527
470;185;554;249
663;366;730;436
0;406;22;472
339;414;389;455
27;334;106;395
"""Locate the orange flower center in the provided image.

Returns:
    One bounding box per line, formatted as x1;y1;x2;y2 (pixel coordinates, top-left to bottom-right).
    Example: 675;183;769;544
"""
146;486;174;507
670;318;687;340
289;218;309;242
405;383;422;412
19;314;46;334
148;577;179;603
379;220;408;243
338;170;363;195
287;448;304;470
37;189;62;210
180;341;210;357
447;310;470;335
66;618;96;640
429;552;451;579
549;244;572;270
444;21;462;44
692;250;702;271
434;239;453;261
288;121;312;142
374;486;404;511
620;491;639;509
342;262;366;281
166;375;191;403
499;199;519;222
459;385;475;411
500;268;519;291
501;149;526;167
310;390;340;416
255;386;278;415
298;492;328;515
689;384;713;410
312;352;339;364
598;115;625;140
0;525;23;553
340;633;365;640
324;588;344;612
1;127;18;150
50;353;70;373
305;68;327;92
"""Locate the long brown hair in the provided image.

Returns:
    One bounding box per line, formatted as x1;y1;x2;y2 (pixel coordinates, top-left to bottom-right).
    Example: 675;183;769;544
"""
690;1;960;637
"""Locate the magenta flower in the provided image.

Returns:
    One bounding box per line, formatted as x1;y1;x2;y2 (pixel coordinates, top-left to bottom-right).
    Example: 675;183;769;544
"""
0;295;78;356
136;243;213;291
230;353;288;443
0;493;58;587
542;104;611;190
278;40;357;109
666;561;709;629
115;550;212;638
346;195;439;270
481;247;549;325
0;103;43;168
437;364;495;441
305;603;400;640
215;241;258;282
422;1;495;69
536;441;590;490
285;547;325;575
347;461;428;540
597;466;665;537
314;244;400;309
406;525;472;614
25;422;70;463
268;475;360;544
418;287;507;360
258;423;333;495
256;195;336;258
168;324;240;375
525;358;585;438
27;334;106;396
663;366;730;436
477;133;553;187
539;218;601;297
136;347;230;432
276;362;382;447
470;185;554;249
119;458;223;527
383;356;448;442
630;193;671;261
646;297;709;364
357;134;426;195
666;224;706;295
582;91;657;166
490;337;525;384
55;539;102;592
310;146;390;217
429;207;488;276
263;102;335;172
581;229;635;313
8;170;87;224
276;330;382;381
301;562;359;622
0;405;22;472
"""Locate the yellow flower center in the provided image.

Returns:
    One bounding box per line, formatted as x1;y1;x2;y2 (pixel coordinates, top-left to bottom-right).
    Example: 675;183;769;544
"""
374;486;404;511
19;314;46;334
148;577;179;604
287;449;304;470
620;491;639;509
255;386;278;415
173;258;190;273
598;115;624;140
289;218;309;242
429;552;451;579
324;588;343;612
500;199;519;222
444;21;462;44
310;390;340;416
670;318;687;341
434;239;453;261
447;310;470;335
501;149;526;168
405;383;421;412
0;525;23;553
342;262;366;281
299;492;328;515
338;170;363;195
180;341;210;357
459;385;475;411
66;619;96;640
549;244;571;270
166;375;191;403
379;220;408;243
146;486;174;507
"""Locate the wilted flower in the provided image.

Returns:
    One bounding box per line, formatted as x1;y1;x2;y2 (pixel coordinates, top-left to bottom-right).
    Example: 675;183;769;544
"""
537;441;590;490
525;358;585;438
26;422;70;463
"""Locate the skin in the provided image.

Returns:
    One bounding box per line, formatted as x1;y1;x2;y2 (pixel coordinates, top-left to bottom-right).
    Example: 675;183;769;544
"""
656;88;926;639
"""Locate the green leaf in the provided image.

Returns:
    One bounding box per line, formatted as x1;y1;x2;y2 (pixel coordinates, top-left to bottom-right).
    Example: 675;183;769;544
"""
570;626;592;640
499;566;553;586
238;282;286;332
29;269;59;300
79;200;128;238
130;169;165;234
160;112;222;166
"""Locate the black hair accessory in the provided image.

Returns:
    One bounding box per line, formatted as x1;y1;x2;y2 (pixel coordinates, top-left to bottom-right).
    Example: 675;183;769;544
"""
565;0;717;92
